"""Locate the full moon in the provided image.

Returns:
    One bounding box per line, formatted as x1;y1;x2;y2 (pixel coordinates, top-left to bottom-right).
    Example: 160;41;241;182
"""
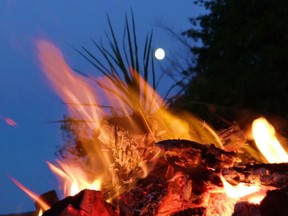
154;48;165;60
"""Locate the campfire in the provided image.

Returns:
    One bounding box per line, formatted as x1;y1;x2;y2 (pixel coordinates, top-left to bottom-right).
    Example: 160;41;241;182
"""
12;40;288;216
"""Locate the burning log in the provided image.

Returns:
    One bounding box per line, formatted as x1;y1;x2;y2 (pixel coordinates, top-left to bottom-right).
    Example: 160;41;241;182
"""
232;187;288;216
232;202;261;216
259;187;288;216
156;139;237;195
42;190;116;216
120;138;288;215
157;139;237;170
12;116;288;216
120;178;168;215
223;163;288;188
33;138;288;216
118;137;239;215
34;190;58;212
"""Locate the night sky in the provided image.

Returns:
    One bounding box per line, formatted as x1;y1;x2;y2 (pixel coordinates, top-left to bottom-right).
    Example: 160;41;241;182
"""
0;1;204;213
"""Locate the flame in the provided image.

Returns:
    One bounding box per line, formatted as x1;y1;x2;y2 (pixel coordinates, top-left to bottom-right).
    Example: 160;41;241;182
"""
47;160;101;197
220;176;265;204
37;39;221;200
246;192;266;204
252;117;288;163
220;176;259;199
220;117;288;206
38;209;43;216
37;40;114;197
11;178;50;211
37;40;104;131
97;68;222;144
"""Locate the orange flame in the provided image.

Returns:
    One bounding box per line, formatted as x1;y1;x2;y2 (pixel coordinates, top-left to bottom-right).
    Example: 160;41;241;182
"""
37;40;103;130
47;160;101;197
37;39;221;200
220;176;265;204
221;117;288;205
38;209;43;216
221;176;259;199
37;40;114;197
11;178;50;211
252;117;288;163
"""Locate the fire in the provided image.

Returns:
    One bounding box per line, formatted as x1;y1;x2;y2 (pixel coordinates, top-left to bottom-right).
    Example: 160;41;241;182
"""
13;39;288;214
11;38;288;214
220;176;264;204
37;40;103;130
47;160;101;197
221;116;288;206
38;209;43;216
36;39;221;200
221;176;259;199
11;178;50;211
37;40;116;198
246;192;266;204
252;117;288;163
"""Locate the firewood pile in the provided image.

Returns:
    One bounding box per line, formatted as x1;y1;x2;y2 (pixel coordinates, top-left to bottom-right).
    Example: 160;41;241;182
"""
41;134;288;216
4;125;288;216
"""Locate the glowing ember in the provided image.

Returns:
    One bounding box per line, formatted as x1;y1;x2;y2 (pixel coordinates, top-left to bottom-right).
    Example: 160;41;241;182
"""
252;117;288;163
11;178;50;211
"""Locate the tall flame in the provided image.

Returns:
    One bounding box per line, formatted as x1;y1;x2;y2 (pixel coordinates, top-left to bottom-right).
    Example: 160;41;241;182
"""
252;117;288;163
37;40;103;129
37;40;114;197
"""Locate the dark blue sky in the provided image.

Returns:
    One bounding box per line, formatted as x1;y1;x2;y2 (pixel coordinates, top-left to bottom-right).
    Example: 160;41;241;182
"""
0;1;204;213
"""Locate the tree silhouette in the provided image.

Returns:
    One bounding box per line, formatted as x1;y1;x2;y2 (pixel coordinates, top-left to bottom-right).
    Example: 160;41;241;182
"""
177;0;288;123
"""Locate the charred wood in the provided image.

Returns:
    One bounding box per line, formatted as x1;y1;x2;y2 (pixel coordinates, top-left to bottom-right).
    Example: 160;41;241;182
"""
42;190;116;216
121;178;168;216
223;163;288;188
259;187;288;216
118;200;133;216
217;124;247;153
232;202;260;216
157;139;237;171
34;190;58;211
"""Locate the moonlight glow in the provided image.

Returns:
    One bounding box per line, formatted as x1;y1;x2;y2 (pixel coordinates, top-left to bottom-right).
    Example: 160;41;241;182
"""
155;48;165;60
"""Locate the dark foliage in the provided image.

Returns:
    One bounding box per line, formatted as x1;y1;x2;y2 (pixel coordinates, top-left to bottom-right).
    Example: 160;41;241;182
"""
177;0;288;123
